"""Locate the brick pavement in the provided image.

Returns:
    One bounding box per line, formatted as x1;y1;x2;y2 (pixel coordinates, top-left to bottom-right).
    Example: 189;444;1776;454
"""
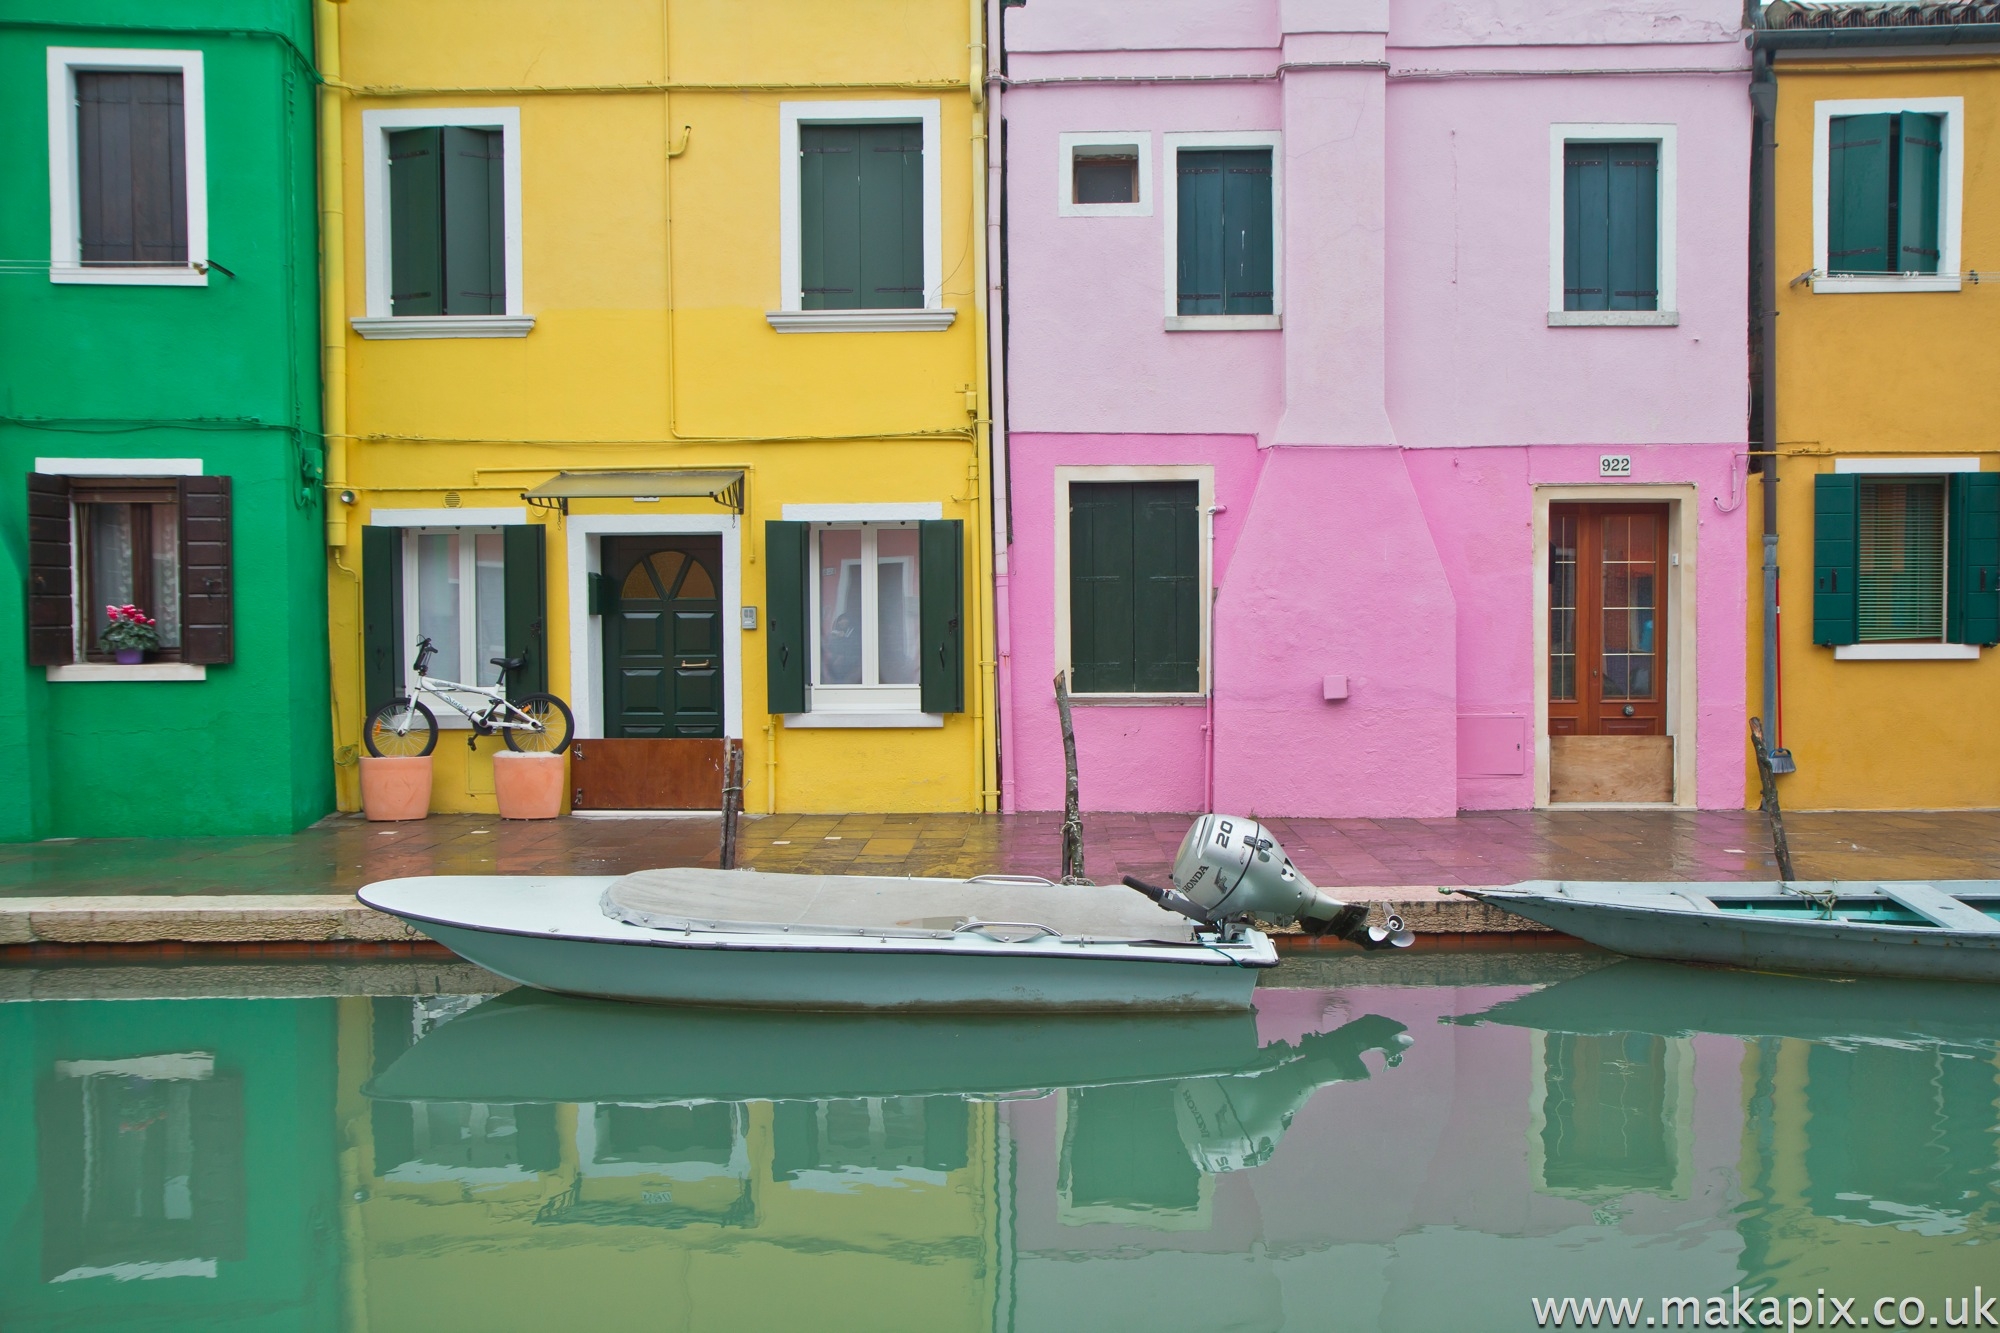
6;807;2000;898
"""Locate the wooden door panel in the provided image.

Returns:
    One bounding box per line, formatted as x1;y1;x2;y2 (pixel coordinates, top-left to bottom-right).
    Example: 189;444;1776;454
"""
603;537;725;740
1550;736;1674;803
572;738;729;810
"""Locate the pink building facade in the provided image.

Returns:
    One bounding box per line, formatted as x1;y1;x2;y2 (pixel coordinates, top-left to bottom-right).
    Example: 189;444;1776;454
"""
992;0;1752;816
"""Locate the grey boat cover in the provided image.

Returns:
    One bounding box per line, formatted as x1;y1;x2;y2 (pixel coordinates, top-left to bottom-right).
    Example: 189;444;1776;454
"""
602;867;1197;944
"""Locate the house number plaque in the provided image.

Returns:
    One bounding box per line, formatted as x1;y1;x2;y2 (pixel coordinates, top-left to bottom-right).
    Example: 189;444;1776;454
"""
1598;454;1633;478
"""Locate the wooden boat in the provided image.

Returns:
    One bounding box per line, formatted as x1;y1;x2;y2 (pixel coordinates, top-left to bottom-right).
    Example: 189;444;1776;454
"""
358;867;1278;1012
1458;879;2000;983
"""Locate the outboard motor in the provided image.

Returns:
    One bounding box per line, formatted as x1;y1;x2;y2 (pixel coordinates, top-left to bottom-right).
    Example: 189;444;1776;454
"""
1125;814;1414;949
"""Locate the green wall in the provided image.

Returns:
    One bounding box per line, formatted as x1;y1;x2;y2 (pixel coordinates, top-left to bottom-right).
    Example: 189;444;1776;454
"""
0;0;331;839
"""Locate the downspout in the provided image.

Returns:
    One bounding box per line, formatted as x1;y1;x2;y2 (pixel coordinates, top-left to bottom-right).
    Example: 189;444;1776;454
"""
985;0;1017;812
967;0;999;813
1749;29;1789;776
317;0;348;550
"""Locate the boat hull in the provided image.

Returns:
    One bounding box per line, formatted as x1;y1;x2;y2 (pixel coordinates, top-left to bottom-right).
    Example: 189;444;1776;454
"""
1469;885;2000;983
361;876;1272;1012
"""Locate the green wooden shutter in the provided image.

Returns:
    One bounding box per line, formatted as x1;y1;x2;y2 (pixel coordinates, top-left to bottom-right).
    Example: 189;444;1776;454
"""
362;525;406;710
1221;150;1274;315
1564;143;1609;311
387;127;443;315
1813;474;1860;646
1070;483;1134;692
765;520;808;713
1608;143;1659;311
1177;153;1225;316
800;125;861;311
442;126;504;315
1948;472;2000;645
860;122;924;309
503;524;547;694
1131;482;1201;693
1897;112;1943;275
1828;114;1892;275
919;519;964;714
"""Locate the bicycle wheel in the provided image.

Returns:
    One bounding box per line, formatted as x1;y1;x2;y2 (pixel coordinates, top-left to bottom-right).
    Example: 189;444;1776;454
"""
503;692;575;754
364;698;439;758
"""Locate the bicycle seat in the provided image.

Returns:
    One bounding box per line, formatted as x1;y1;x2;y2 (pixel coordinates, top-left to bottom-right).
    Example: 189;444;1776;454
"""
490;655;525;671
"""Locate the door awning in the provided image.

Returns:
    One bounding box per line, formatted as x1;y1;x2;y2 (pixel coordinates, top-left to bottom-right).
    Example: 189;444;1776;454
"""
522;469;744;515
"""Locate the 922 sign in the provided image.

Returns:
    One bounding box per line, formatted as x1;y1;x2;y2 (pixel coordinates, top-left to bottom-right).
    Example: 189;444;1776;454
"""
1599;454;1633;478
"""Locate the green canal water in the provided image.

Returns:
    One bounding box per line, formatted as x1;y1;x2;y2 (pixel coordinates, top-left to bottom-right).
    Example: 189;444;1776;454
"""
5;949;2000;1333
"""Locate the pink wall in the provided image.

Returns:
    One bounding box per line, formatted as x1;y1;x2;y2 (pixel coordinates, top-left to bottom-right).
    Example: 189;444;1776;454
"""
997;0;1750;816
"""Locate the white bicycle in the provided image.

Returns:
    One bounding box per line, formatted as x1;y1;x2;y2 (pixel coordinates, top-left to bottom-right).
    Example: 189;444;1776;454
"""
363;636;574;757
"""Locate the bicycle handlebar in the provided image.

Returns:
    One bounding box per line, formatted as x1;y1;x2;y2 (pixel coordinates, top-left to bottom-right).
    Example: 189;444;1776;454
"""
412;636;436;676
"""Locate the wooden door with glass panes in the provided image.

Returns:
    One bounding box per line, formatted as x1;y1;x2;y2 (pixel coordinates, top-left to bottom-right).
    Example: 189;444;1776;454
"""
1548;504;1673;801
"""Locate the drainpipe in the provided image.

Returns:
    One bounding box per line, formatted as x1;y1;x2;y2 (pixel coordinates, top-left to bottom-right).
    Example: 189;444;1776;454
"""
1749;35;1787;772
985;0;1017;812
317;0;348;550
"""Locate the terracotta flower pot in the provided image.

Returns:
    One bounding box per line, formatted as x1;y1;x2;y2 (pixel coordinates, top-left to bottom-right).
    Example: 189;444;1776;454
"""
360;755;433;822
493;751;566;820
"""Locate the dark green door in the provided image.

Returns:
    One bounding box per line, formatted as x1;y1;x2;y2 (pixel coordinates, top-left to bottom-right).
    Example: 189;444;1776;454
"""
602;537;723;738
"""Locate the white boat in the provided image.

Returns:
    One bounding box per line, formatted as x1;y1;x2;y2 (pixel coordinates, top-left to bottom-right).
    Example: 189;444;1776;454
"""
357;814;1410;1012
359;868;1277;1012
1459;879;2000;983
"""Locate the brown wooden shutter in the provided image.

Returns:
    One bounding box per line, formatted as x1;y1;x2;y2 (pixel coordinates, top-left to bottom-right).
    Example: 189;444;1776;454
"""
27;474;75;666
179;476;233;665
76;71;188;266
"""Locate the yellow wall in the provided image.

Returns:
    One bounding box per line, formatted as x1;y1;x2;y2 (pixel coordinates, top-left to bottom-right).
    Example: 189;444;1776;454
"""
324;0;994;814
1754;54;2000;808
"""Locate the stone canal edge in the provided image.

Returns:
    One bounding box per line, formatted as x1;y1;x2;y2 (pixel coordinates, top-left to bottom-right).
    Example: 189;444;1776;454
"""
0;891;1546;946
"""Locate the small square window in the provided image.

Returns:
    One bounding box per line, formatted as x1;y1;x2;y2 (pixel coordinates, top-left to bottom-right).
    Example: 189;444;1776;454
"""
1060;133;1153;217
1073;149;1138;205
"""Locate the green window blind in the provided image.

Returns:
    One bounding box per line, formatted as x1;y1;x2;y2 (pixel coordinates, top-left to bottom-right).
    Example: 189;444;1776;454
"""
800;122;923;310
1812;473;1859;646
388;126;505;316
918;519;964;714
1947;472;2000;646
1069;482;1200;694
1176;149;1273;316
1858;477;1945;642
361;525;406;710
502;525;547;694
764;521;809;714
1563;142;1658;312
1828;112;1941;275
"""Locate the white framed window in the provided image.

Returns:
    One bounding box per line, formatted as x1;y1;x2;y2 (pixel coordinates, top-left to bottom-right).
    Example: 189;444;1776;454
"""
1830;457;1981;660
402;528;510;712
46;47;208;287
1059;132;1152;217
1054;465;1212;699
1547;124;1678;327
1161;131;1281;332
355;107;531;340
1812;97;1964;294
769;99;953;334
808;523;924;713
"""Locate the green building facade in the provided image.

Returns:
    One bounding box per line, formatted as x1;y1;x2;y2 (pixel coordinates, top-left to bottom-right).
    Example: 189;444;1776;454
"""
0;0;331;839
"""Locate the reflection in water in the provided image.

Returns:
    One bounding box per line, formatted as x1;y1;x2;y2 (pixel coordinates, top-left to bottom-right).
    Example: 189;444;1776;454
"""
7;956;2000;1331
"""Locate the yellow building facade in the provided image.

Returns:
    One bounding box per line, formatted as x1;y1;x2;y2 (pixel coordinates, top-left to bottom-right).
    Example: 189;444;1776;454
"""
1754;11;2000;808
319;0;996;815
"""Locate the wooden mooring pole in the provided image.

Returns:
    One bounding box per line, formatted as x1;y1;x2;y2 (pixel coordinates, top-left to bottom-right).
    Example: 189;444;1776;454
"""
719;740;745;870
1055;674;1085;883
1749;716;1795;881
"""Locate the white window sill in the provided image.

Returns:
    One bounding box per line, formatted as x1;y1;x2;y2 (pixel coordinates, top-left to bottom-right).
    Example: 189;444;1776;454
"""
46;663;207;682
1068;692;1207;707
350;315;537;340
1812;275;1962;295
51;266;208;288
1834;643;1980;660
1164;314;1280;332
1061;202;1152;218
784;712;944;729
765;309;957;334
1547;310;1679;327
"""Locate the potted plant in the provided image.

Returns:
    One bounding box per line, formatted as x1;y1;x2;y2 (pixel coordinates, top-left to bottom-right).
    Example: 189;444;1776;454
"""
101;604;161;665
